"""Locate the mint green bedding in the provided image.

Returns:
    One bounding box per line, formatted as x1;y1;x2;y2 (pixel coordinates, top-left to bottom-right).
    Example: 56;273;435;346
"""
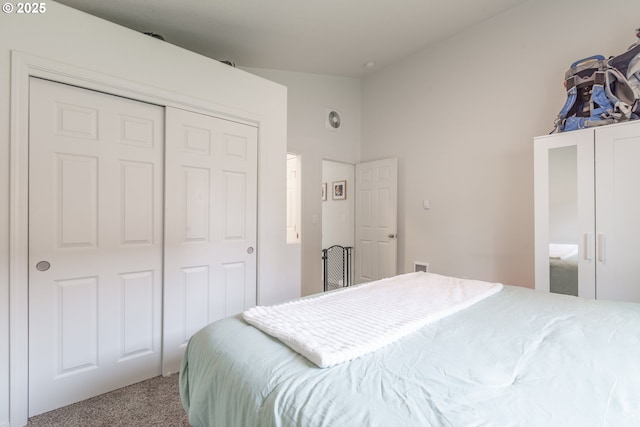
180;285;640;426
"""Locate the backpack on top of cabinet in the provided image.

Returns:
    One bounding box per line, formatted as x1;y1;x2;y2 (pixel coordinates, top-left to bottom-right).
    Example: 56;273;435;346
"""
552;28;640;133
606;30;640;117
553;55;617;133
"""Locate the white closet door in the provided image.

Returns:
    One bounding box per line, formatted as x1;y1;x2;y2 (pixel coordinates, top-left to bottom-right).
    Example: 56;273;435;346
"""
28;78;164;416
595;124;640;302
163;107;258;374
354;158;398;284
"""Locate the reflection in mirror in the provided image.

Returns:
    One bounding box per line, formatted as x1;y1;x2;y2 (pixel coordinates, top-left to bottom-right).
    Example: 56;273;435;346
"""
548;145;579;296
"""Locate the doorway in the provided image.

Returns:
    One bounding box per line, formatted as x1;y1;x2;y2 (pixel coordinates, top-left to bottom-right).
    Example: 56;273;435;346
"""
321;160;355;249
285;153;303;301
287;153;302;244
320;158;399;287
321;160;355;288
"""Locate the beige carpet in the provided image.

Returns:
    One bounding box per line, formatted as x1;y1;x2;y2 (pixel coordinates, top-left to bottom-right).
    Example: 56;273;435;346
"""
27;374;190;427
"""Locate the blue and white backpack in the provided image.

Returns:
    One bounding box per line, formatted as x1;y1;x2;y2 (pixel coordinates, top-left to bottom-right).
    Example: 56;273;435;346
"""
553;29;640;133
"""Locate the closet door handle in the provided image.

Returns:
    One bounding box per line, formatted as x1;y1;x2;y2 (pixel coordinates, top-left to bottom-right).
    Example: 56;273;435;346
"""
35;261;51;271
597;233;606;263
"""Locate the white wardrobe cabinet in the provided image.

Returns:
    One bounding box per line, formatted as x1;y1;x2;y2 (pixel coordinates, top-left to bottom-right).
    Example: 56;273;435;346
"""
534;121;640;303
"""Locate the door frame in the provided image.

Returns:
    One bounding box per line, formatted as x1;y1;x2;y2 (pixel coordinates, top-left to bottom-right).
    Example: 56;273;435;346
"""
8;51;259;425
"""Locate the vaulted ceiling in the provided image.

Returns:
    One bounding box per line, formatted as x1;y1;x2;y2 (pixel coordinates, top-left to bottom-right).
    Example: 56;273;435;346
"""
56;0;529;77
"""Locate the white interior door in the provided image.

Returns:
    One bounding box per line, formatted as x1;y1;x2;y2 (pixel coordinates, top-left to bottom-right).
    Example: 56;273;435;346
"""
163;107;258;374
354;158;398;283
28;77;164;416
595;124;640;303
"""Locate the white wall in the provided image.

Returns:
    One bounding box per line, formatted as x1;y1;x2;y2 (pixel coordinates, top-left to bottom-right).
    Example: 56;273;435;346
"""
362;0;640;287
322;160;355;249
0;4;287;426
243;68;361;296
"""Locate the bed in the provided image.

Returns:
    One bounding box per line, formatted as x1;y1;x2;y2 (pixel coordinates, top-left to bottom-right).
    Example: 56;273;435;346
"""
179;272;640;426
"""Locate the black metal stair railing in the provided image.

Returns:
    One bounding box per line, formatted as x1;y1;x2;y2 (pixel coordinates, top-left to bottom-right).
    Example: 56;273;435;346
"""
322;245;353;292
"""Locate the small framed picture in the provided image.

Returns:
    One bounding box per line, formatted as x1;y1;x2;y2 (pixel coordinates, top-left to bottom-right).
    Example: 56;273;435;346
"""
321;182;327;201
332;180;346;200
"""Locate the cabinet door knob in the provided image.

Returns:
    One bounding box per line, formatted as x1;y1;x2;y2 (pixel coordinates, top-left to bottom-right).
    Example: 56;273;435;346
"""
247;247;254;254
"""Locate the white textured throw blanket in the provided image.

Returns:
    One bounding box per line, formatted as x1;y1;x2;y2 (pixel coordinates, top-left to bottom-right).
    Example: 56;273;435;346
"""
242;272;503;368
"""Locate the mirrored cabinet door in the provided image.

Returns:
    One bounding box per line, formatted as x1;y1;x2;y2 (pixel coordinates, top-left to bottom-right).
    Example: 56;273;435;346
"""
534;129;595;299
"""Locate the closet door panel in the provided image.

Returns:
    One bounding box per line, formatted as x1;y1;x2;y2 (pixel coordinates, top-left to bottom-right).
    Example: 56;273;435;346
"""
28;77;163;416
595;124;640;303
163;107;258;375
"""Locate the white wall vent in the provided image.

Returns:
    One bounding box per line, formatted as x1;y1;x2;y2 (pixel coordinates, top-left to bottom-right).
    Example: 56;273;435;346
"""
414;262;429;273
325;108;342;131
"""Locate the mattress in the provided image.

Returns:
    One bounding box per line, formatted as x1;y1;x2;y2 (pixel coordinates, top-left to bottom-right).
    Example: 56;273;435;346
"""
180;282;640;426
